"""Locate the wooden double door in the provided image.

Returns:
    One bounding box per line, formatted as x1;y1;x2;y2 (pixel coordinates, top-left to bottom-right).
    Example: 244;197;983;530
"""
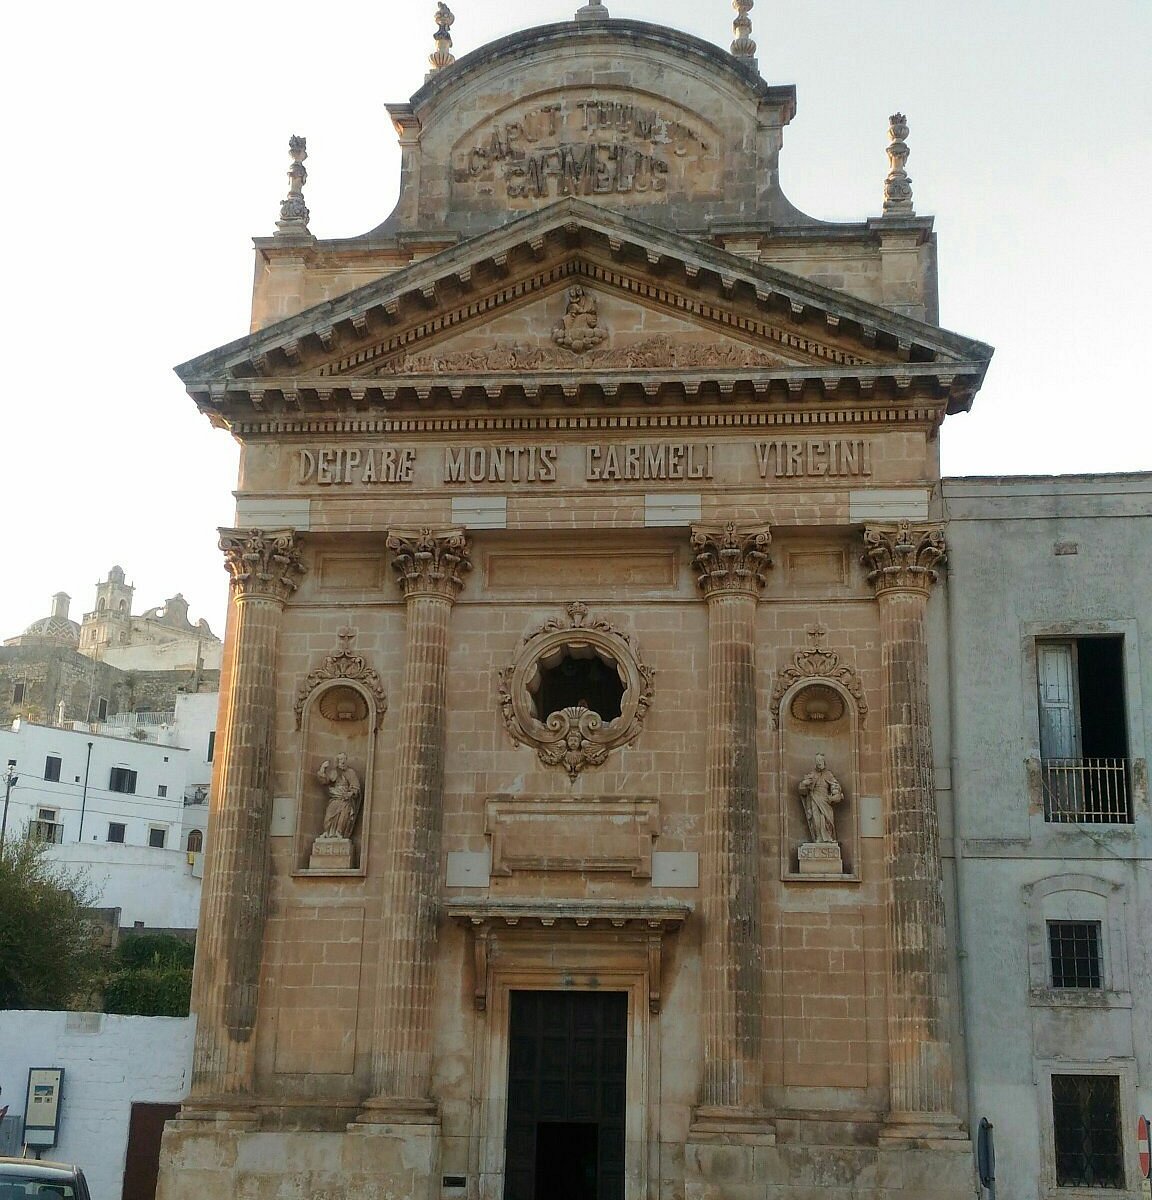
503;990;628;1200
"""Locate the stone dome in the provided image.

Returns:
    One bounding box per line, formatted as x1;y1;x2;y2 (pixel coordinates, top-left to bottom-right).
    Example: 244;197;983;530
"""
15;592;81;646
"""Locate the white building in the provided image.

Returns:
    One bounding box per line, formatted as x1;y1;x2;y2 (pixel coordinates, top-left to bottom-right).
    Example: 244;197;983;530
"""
0;694;219;929
942;473;1152;1198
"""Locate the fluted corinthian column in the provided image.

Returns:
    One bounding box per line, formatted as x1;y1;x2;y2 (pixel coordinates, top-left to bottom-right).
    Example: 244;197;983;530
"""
359;528;471;1122
689;521;771;1123
187;529;305;1112
863;521;961;1136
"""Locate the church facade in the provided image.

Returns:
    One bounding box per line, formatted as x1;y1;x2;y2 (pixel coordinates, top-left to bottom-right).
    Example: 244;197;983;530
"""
154;7;1061;1198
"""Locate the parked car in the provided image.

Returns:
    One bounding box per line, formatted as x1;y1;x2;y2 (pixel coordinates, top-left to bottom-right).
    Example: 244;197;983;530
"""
0;1158;92;1200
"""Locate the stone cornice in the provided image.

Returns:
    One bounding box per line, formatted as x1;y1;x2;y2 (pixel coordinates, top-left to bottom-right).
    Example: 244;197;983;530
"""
219;528;306;603
690;521;773;598
386;527;472;601
863;520;946;597
177;200;993;417
226;403;949;438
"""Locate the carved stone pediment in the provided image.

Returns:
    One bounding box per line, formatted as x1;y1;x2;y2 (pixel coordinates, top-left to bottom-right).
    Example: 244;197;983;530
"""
177;200;994;422
294;626;388;729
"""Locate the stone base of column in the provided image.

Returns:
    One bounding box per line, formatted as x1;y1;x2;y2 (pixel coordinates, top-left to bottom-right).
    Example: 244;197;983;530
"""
878;1110;968;1147
689;1105;776;1139
352;1094;440;1125
157;1126;441;1200
171;1097;261;1128
685;1127;976;1200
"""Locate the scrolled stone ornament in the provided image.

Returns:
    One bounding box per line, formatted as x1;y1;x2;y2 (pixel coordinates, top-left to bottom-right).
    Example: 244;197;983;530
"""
690;521;772;597
863;520;946;596
219;528;306;602
387;527;472;600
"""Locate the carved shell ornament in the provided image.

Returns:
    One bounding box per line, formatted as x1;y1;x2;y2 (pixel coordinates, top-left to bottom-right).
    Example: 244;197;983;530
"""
294;626;388;729
769;624;867;728
498;601;654;779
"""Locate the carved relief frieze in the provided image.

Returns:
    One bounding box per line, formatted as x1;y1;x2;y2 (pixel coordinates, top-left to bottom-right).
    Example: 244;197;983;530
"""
294;626;388;730
498;601;654;779
769;624;868;728
375;333;792;375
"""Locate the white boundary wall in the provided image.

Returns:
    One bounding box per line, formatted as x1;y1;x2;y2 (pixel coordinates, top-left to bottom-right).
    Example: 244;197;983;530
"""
0;1011;193;1200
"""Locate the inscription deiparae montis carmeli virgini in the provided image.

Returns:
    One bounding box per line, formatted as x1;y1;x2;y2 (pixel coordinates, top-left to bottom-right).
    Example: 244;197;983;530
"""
295;440;873;486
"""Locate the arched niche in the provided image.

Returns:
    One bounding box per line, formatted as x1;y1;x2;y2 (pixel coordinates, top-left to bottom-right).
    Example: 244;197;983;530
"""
775;676;863;882
292;633;387;874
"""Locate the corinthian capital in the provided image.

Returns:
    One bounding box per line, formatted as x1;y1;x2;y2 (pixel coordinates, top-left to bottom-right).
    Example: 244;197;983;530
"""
863;521;946;596
219;528;306;602
690;521;772;598
387;527;472;601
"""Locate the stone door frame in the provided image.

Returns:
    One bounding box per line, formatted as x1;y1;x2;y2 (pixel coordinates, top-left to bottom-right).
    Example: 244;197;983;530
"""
474;965;657;1200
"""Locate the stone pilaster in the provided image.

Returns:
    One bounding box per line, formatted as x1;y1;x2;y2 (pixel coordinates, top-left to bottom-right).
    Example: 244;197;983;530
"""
187;529;305;1112
863;521;961;1137
689;521;771;1124
359;528;471;1121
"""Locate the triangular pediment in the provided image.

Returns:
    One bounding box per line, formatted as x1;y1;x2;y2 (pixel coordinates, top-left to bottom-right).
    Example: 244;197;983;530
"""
178;199;992;421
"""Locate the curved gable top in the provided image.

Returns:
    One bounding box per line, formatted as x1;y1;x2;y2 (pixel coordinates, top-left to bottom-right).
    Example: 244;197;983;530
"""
376;18;805;238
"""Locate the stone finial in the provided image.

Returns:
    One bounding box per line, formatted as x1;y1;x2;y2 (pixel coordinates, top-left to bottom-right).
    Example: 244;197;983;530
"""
275;135;311;236
575;0;610;21
427;3;455;77
882;112;915;215
731;0;757;66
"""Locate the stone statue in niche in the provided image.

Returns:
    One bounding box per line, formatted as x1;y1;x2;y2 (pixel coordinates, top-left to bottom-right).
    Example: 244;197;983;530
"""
796;752;845;875
309;752;362;869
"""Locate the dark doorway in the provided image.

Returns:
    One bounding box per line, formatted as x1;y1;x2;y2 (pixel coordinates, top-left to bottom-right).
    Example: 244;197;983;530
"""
504;990;627;1200
121;1102;181;1200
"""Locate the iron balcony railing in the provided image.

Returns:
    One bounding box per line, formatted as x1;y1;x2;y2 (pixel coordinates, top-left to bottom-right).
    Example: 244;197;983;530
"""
1042;757;1132;824
28;819;65;845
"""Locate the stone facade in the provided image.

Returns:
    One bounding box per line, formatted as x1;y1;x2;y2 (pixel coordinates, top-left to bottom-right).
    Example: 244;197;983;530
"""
158;12;997;1200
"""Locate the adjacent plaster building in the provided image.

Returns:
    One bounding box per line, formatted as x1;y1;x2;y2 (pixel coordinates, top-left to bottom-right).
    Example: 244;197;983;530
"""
154;7;1148;1200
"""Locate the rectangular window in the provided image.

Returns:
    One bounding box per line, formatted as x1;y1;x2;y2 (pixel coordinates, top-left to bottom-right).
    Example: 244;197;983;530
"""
206;731;216;763
30;809;63;845
44;755;62;782
157;784;168;798
107;822;126;844
148;827;167;849
1052;1074;1124;1188
1037;637;1130;822
1048;921;1102;989
97;698;108;721
12;682;25;704
109;767;137;794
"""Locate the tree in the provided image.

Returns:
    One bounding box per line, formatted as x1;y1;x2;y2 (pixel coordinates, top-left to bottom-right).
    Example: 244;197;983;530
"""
103;933;194;1017
0;840;106;1010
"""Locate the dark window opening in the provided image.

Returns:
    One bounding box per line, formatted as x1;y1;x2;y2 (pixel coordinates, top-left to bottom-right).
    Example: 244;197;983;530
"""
97;698;109;721
186;829;203;853
109;767;138;794
206;731;216;763
1052;1074;1124;1188
1048;921;1102;989
12;682;25;704
44;755;62;782
1038;637;1130;822
157;784;168;798
108;822;126;844
148;827;167;849
533;648;624;722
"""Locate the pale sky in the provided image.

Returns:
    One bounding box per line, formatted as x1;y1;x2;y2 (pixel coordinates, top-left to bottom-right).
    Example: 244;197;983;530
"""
3;0;1149;641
